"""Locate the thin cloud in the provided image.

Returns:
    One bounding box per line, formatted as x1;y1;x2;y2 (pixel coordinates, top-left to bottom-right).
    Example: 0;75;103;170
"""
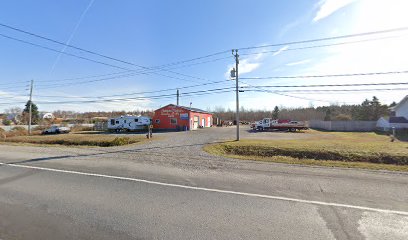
286;59;312;66
239;59;260;74
273;46;289;56
313;0;356;22
224;53;264;78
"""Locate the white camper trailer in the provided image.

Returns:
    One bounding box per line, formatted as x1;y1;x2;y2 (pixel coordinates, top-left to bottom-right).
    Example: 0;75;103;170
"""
108;116;151;132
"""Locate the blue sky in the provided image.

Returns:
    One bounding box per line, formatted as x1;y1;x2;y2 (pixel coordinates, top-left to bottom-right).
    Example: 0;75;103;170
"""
0;0;408;112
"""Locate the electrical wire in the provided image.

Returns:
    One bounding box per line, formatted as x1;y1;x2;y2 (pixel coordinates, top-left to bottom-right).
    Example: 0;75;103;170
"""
240;70;408;80
34;88;236;105
34;80;233;99
0;22;230;83
239;35;402;56
248;87;408;93
0;33;132;71
238;26;408;50
243;81;408;88
34;56;232;88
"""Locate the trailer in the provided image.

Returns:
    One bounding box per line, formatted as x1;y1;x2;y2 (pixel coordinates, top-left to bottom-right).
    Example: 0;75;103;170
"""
108;116;151;132
252;118;308;132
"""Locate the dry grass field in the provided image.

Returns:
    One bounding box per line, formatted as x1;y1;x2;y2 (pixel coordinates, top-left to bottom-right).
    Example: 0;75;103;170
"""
205;130;408;171
0;131;148;147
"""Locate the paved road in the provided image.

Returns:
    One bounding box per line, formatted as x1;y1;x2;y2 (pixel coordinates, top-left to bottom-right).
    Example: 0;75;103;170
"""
1;127;408;239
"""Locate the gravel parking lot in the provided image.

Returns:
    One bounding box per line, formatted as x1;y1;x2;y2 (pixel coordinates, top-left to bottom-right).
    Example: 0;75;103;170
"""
0;126;310;172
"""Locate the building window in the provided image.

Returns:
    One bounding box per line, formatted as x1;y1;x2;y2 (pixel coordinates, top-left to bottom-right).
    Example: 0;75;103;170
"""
170;118;177;124
155;119;160;124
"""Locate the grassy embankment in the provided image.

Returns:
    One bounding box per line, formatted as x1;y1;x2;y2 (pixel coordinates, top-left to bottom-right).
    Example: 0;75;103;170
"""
0;128;149;147
204;130;408;171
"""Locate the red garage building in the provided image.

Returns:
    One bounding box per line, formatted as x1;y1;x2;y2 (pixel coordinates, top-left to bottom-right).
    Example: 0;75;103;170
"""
153;104;213;131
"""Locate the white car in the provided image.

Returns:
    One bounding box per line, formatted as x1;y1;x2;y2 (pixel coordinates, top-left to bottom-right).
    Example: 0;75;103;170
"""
42;126;71;134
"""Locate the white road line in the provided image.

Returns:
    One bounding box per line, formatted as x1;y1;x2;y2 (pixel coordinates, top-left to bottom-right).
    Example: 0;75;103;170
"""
1;162;408;216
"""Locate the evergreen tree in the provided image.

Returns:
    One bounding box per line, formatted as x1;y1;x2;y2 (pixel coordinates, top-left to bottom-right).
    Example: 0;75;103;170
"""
272;106;279;119
324;108;332;121
389;101;397;108
22;100;40;124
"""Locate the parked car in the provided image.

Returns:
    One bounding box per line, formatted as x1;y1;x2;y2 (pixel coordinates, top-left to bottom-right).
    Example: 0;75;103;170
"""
42;125;71;134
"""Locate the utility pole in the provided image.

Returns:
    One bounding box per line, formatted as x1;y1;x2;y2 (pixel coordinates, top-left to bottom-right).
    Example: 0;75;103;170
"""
231;49;240;141
176;89;180;105
28;79;34;135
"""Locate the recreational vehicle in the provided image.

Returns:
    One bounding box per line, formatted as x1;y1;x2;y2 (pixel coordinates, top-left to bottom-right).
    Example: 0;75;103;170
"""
108;116;151;132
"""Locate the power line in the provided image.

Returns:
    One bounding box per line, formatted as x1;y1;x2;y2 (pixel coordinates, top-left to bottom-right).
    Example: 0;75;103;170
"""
249;87;408;93
252;89;336;104
34;55;231;85
238;26;408;50
0;80;30;86
33;57;233;89
0;23;147;70
2;76;233;101
243;81;408;88
0;33;206;85
240;70;408;80
0;84;30;91
34;80;232;99
239;35;401;56
0;22;230;69
0;87;235;105
0;22;230;83
0;33;132;71
35;71;133;83
32;87;236;105
0;88;236;106
149;51;231;70
0;32;215;85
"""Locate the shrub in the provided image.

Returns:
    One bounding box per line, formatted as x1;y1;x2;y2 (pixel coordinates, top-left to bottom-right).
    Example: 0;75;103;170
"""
11;126;26;131
110;137;131;146
70;125;94;132
33;125;49;131
333;114;352;121
2;119;12;125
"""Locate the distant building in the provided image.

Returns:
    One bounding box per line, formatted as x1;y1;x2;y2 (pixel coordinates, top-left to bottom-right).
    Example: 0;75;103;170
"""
6;113;21;124
41;112;55;119
377;95;408;130
153;104;212;131
391;95;408;119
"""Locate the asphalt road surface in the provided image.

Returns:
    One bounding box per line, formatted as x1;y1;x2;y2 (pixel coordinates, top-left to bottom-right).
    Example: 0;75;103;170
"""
1;127;407;239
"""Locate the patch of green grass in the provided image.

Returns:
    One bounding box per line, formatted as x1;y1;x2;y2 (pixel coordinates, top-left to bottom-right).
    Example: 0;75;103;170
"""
204;130;408;172
0;133;149;147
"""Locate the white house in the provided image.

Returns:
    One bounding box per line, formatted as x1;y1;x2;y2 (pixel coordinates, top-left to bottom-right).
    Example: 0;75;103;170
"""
377;95;408;130
392;95;408;119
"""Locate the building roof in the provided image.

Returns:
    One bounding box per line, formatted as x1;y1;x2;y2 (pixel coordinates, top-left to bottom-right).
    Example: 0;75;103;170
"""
154;104;212;114
391;95;408;111
389;116;408;123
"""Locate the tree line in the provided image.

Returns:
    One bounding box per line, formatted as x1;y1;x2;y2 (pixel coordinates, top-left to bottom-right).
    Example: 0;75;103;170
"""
1;96;396;125
211;96;396;122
